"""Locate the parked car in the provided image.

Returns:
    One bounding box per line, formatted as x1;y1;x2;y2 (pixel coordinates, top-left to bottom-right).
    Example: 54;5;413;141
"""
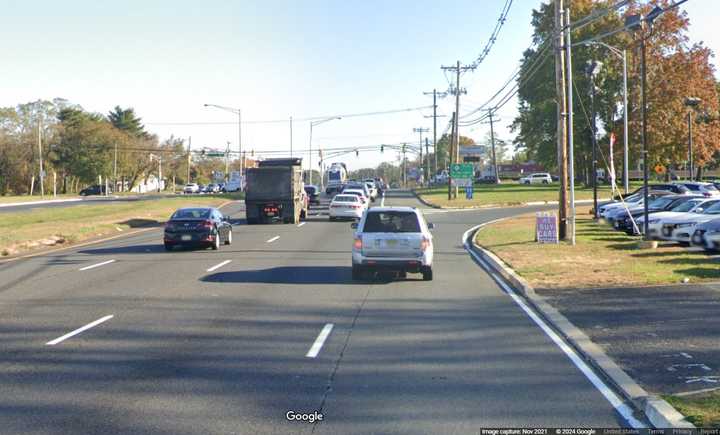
79;185;111;196
204;183;220;193
691;218;720;251
602;191;672;225
610;183;691;202
637;198;720;240
351;207;434;281
329;194;365;221
613;195;704;234
673;181;720;197
163;207;232;251
519;173;552;184
304;184;320;205
659;200;720;243
183;183;200;194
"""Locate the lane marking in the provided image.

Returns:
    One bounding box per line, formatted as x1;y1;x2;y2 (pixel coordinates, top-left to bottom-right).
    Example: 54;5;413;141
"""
46;315;114;346
297;222;306;227
462;225;646;428
306;323;334;358
266;236;280;243
78;259;116;271
207;259;231;272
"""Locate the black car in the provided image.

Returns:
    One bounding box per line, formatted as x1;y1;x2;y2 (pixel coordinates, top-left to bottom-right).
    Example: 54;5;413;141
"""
163;207;232;251
304;185;320;205
79;185;111;196
611;183;690;201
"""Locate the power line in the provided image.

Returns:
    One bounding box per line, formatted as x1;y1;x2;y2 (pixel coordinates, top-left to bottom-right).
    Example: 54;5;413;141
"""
146;105;434;126
468;0;515;69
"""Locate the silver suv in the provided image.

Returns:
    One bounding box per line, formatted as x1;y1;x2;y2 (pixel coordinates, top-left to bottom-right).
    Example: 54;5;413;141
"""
351;207;434;281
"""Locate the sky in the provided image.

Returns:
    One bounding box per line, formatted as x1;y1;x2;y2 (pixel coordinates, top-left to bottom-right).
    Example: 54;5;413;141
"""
1;0;718;173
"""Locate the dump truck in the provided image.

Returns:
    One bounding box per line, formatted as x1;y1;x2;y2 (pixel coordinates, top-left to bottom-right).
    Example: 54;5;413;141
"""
244;158;308;224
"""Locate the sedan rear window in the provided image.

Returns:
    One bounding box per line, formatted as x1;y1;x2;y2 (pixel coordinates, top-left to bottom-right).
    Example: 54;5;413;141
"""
172;208;211;219
333;195;358;202
363;211;421;233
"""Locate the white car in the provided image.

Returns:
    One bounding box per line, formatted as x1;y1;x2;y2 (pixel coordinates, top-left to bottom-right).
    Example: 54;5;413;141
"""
659;201;720;243
364;181;378;200
351;207;434;281
342;189;370;207
183;183;200;194
639;198;720;240
519;173;552;184
329;194;365;221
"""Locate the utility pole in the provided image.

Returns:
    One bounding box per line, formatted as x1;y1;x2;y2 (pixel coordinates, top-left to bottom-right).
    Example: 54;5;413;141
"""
555;0;568;240
425;137;430;184
448;112;455;200
187;136;192;184
586;60;602;219
442;61;474;199
225;141;231;183
413;127;430;184
238;109;243;178
402;143;407;188
565;8;577;245
113;142;118;193
423;89;447;179
38;119;44;198
488;109;500;184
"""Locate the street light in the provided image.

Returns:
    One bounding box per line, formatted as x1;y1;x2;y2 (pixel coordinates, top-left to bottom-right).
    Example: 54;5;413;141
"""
626;4;664;242
585;60;602;219
584;41;629;195
685;97;702;181
309;117;341;186
204;104;243;180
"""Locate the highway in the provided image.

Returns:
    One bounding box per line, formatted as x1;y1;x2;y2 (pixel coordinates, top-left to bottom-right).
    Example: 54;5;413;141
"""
0;191;639;433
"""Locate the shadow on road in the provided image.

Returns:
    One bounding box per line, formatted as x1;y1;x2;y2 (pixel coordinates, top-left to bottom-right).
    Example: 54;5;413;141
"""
118;218;162;228
201;266;395;285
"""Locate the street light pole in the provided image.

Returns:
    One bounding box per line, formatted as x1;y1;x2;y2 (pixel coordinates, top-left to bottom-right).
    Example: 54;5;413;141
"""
203;103;243;180
685;97;701;181
586;60;602;219
309;117;341;186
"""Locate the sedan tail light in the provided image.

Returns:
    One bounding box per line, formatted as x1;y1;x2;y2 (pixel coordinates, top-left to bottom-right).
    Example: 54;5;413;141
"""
201;220;214;230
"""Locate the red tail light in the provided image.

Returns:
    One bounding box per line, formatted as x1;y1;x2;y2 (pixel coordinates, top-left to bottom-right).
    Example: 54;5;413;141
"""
421;237;430;252
201;220;214;230
353;236;362;250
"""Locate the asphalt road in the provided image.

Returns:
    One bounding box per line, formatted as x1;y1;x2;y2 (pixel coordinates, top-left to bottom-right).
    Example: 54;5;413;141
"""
0;194;189;213
0;191;639;434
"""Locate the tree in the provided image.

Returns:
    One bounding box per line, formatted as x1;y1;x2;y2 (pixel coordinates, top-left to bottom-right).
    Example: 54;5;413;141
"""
108;106;148;138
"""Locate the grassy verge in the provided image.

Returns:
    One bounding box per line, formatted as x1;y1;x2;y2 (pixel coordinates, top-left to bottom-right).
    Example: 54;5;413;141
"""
0;193;243;257
416;182;644;208
665;391;720;427
473;206;720;288
0;194;80;204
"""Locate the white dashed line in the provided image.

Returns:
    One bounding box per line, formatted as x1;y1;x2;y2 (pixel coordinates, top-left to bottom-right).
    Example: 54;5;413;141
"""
266;236;280;243
46;315;114;346
207;260;231;272
78;259;116;271
306;323;334;358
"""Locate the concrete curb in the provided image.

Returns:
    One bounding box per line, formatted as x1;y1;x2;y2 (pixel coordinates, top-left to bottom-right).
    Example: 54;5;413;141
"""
412;189;608;210
468;221;695;429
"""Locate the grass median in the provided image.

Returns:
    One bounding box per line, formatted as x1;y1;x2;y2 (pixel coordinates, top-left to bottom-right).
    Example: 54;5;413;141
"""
473;206;720;288
416;182;644;208
665;392;720;427
0;193;243;257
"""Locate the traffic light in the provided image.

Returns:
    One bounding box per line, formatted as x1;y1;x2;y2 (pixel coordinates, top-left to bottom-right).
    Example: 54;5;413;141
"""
251;149;254;156
355;149;359;157
380;145;384;153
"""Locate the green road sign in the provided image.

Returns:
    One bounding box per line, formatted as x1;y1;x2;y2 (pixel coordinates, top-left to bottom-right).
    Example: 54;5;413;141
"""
206;152;225;157
450;163;474;179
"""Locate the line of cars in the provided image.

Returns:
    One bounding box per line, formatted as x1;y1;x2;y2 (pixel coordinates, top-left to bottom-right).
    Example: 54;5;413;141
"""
599;181;720;251
328;179;382;221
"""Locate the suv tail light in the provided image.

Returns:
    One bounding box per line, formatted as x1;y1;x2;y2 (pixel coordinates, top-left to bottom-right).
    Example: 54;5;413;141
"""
421;237;430;252
353;236;362;250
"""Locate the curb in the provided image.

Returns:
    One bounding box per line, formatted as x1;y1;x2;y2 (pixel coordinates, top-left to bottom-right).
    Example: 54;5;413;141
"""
412;190;608;210
467;221;695;429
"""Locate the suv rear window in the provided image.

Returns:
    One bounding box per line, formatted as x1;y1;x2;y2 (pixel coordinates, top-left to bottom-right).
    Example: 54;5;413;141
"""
363;211;421;233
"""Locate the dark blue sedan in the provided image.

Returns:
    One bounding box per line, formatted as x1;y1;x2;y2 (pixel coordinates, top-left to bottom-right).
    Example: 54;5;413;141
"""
163;207;233;251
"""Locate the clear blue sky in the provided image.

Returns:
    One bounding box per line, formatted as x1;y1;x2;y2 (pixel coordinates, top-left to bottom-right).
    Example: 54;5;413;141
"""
1;0;716;172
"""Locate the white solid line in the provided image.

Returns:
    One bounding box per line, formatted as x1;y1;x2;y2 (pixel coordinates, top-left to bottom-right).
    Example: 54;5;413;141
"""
297;222;306;227
462;232;646;428
207;259;231;272
78;259;116;271
306;323;334;358
266;236;280;243
46;315;114;346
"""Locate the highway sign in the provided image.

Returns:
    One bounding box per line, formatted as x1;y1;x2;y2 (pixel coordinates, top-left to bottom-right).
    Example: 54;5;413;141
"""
206;152;225;158
450;163;474;179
